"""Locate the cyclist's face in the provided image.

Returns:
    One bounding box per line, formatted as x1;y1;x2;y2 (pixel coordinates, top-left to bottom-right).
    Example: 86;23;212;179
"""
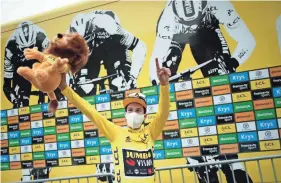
126;103;146;115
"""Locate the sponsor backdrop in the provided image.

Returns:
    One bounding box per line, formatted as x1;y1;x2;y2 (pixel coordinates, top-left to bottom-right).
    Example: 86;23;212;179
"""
1;1;281;183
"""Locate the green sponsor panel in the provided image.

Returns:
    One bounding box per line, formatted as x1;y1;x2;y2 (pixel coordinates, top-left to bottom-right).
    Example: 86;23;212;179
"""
219;133;237;144
170;93;176;102
255;109;276;120
30;105;42;113
86;147;100;156
179;118;197;128
57;133;70;141
210;75;229;86
9;139;20;146
112;109;125;119
70;123;83;132
1;118;7;125
99;137;110;146
44;127;56;135
165;149;183;158
141;86;158;96
83;96;95;105
33;152;45;160
20;130;31;137
196;106;214;117
274;98;281;108
1;163;9;170
154;141;164;150
233;101;254;113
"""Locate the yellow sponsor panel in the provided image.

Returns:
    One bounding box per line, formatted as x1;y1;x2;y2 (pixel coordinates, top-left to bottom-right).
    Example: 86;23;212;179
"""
55;109;68;118
192;78;210;88
111;100;123;110
32;144;44;152
43;118;56;127
250;79;271;90
276;108;281;118
1;125;7;132
100;111;111;119
146;114;156;123
218;124;236;134
200;136;218;146
19;107;30;115
9;146;20;154
86;156;101;164
260;140;281;151
70;131;84;140
21;153;33;161
232;92;252;102
59;158;72;166
180;128;198;138
169;102;177;111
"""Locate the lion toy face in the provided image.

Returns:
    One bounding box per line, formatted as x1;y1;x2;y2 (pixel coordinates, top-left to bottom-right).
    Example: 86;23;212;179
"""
46;33;89;74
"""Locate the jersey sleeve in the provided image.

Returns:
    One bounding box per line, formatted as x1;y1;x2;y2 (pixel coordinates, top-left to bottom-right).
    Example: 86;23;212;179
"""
211;0;256;64
36;30;50;51
61;86;120;142
148;84;170;141
4;40;15;79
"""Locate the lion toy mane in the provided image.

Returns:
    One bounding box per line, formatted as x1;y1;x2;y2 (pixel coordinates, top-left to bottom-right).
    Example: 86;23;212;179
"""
17;33;89;112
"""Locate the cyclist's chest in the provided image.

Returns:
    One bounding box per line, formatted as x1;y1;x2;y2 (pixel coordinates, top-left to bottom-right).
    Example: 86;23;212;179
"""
174;12;218;35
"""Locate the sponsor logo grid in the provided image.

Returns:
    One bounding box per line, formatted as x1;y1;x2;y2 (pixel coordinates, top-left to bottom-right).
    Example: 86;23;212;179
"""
1;67;281;169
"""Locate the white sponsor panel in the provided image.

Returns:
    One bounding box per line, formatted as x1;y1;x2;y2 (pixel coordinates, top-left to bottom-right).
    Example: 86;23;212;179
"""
249;69;269;80
31;120;43;128
258;130;279;140
96;102;111;112
58;150;71;158
147;104;158;114
198;126;217;136
213;94;232;105
168;111;178;120
101;154;113;163
181;137;199;148
58;101;68;109
21;145;32;153
175;81;192;91
71;140;85;148
7;109;18;117
45;143;58;151
83;114;90;122
9;154;20;162
236;121;256;132
1;133;8;140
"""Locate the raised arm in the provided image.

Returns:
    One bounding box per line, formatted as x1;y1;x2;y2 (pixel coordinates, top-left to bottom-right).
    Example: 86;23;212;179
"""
58;58;119;142
149;59;171;141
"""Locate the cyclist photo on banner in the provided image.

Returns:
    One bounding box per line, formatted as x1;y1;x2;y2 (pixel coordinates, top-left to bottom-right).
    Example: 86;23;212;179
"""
67;10;147;97
149;0;255;182
3;21;65;108
149;0;256;84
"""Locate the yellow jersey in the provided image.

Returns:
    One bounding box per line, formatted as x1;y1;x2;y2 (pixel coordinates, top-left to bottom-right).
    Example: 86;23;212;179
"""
61;85;170;183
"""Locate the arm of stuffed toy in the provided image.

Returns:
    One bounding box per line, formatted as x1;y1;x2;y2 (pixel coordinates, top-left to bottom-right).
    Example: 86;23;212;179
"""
58;64;70;73
24;47;45;62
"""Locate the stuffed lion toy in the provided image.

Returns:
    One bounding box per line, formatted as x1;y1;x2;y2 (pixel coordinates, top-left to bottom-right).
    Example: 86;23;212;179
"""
17;33;89;112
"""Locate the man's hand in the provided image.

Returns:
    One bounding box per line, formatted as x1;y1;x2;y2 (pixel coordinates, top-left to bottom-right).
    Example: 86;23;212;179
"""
24;47;44;61
156;58;171;86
